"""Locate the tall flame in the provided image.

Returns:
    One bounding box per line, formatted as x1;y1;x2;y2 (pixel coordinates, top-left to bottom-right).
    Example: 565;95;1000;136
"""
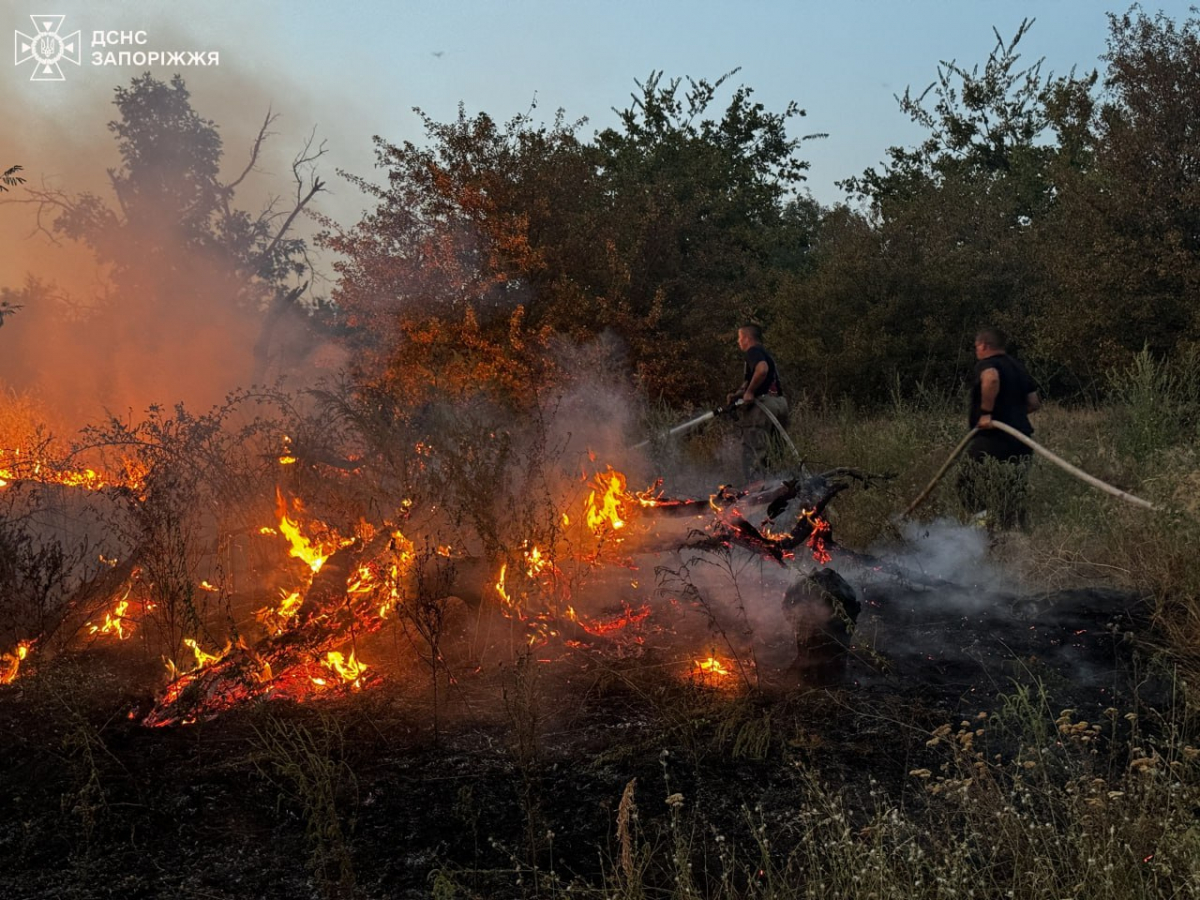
585;468;628;533
275;488;329;573
495;562;511;606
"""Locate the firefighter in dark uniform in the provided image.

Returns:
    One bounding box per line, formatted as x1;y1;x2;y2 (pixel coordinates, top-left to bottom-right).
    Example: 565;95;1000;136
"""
959;326;1041;529
727;324;789;483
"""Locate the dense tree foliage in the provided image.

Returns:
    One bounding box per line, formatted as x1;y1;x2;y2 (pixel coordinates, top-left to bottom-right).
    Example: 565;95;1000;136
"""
323;71;820;406
783;20;1097;402
1031;9;1200;390
809;10;1200;402
8;10;1199;413
330;12;1200;412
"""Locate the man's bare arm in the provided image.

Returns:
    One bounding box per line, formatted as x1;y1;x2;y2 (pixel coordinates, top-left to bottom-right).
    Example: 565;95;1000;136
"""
978;368;1000;427
744;361;770;401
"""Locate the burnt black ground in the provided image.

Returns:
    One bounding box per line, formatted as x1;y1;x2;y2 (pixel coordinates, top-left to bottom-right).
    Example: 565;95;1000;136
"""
0;577;1162;900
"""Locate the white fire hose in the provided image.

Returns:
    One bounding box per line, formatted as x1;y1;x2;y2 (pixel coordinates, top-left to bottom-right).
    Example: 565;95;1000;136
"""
902;420;1160;518
631;398;803;465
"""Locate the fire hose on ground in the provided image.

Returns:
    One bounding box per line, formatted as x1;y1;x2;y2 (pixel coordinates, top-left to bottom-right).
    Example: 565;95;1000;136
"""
902;420;1160;518
633;403;1159;518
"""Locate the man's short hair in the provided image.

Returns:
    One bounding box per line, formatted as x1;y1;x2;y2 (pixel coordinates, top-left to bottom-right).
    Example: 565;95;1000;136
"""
739;323;764;343
976;327;1007;351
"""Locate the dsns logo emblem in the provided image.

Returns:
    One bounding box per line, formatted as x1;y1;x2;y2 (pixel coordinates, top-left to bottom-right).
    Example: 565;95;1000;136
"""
14;15;80;81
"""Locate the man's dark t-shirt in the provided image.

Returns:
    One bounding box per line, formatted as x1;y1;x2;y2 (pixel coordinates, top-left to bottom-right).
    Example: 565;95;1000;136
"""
969;353;1037;435
744;346;783;397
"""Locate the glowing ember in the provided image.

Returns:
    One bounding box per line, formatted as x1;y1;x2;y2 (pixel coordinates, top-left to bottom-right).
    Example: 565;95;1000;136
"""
1;641;31;685
803;509;833;564
585;467;628;533
566;603;652;637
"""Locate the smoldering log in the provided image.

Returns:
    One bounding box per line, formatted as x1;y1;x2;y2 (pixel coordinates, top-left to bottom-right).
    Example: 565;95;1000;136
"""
782;567;860;684
662;470;860;562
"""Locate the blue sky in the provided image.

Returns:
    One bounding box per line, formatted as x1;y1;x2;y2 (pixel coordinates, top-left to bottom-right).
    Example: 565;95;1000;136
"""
3;1;1193;213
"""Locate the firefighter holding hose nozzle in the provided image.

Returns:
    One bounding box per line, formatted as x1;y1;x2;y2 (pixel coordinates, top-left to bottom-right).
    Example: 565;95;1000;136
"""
726;324;790;483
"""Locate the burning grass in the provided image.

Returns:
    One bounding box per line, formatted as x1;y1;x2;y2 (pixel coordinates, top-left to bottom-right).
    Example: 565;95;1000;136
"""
0;372;1198;897
0;383;851;731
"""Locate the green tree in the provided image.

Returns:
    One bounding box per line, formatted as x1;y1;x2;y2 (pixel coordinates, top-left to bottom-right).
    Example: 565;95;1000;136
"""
782;21;1095;405
589;71;820;402
325;71;820;407
321;104;590;404
9;74;325;386
46;75;323;296
1031;8;1200;390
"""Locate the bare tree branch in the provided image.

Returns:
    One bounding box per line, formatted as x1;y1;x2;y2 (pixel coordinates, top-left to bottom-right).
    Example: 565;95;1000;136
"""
225;109;278;197
253;128;327;273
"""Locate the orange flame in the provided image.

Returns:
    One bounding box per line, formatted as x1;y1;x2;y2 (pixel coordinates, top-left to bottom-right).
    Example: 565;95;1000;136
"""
185;638;230;669
495;562;511;606
802;509;832;564
166;638;232;680
255;588;304;634
312;649;368;689
278;590;303;619
274;488;332;573
88;598;131;640
694;656;732;677
0;447;147;493
1;641;31;685
524;544;555;578
585;467;628;533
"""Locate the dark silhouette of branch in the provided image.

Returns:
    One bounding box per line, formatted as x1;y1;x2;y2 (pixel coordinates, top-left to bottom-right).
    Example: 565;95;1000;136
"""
0;165;25;192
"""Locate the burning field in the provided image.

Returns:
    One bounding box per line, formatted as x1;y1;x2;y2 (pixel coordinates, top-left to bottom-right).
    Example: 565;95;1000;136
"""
6;20;1200;892
0;387;859;727
0;383;1175;900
